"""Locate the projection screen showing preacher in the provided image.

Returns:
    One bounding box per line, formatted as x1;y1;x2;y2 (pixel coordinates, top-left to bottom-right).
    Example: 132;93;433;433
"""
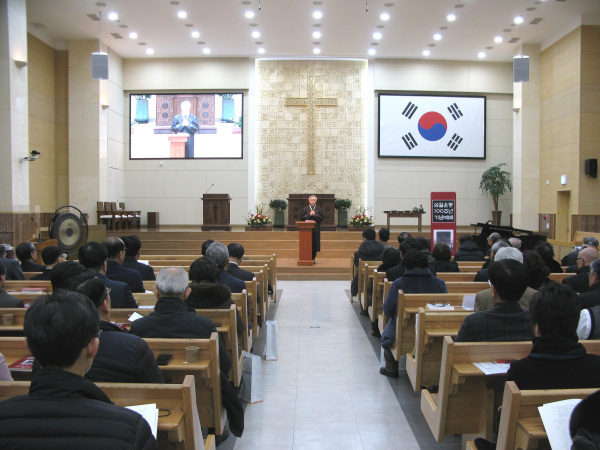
378;94;486;159
129;93;243;160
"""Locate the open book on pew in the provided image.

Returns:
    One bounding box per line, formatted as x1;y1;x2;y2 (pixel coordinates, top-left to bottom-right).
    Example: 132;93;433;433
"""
126;403;159;439
539;398;581;450
8;356;34;371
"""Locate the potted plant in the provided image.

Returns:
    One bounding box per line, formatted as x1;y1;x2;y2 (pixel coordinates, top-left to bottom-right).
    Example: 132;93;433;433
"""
348;204;374;231
245;202;273;231
334;199;352;228
218;94;235;123
269;199;288;228
479;163;512;226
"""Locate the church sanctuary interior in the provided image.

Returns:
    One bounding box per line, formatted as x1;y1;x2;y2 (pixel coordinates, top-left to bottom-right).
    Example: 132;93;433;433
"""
2;0;600;449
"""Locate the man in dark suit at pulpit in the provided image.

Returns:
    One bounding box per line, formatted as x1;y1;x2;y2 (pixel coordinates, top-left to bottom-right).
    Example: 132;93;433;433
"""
171;101;200;158
300;195;324;261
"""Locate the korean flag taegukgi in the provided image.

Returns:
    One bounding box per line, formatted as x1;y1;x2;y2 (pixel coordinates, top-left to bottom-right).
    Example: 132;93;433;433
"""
378;94;486;159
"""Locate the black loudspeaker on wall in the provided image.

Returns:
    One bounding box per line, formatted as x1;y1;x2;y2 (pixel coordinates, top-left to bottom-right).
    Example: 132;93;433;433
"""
585;159;597;178
91;52;109;80
513;55;530;83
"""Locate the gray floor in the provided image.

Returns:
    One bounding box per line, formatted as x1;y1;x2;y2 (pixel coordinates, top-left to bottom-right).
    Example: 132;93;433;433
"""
227;281;461;450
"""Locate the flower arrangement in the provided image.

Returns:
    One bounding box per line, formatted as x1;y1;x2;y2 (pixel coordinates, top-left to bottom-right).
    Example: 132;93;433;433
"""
246;202;273;227
349;204;374;227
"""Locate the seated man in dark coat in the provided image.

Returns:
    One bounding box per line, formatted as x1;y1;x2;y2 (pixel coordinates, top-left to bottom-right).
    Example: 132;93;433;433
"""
456;259;534;343
377;247;401;274
228;242;273;296
351;228;385;297
474;240;510;282
206;241;246;294
570;390;600;450
380;250;448;378
0;245;25;280
103;236;144;293
577;259;600;310
563;247;599;294
378;227;392;251
121;235;156;281
385;238;438;282
78;242;138;308
130;267;244;439
0;262;24;308
430;243;460;273
534;241;564;274
31;245;62;281
0;289;157;450
561;236;599;267
15;241;46;273
453;234;485;262
76;277;164;384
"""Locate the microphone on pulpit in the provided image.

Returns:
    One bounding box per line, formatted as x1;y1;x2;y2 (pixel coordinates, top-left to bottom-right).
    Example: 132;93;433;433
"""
205;183;214;194
313;184;323;194
301;183;311;194
31;217;42;242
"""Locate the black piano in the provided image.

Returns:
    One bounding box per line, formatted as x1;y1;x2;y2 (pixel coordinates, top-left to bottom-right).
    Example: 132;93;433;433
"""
471;223;546;252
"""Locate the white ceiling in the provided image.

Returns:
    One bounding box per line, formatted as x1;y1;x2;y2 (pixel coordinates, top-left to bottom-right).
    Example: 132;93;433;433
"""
26;0;600;62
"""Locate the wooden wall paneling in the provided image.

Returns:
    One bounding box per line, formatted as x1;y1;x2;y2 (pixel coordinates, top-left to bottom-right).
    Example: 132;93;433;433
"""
571;215;600;239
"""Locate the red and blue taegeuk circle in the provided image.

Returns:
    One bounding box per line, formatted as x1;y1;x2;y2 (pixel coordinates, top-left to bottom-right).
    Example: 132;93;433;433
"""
417;111;447;141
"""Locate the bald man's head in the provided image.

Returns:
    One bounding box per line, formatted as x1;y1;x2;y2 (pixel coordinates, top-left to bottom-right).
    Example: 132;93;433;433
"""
578;247;599;268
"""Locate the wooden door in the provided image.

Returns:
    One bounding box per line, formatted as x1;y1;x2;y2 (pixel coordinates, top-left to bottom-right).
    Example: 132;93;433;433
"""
556;191;571;241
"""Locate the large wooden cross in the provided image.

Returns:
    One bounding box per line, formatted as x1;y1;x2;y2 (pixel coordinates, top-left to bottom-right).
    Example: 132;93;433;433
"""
285;76;337;174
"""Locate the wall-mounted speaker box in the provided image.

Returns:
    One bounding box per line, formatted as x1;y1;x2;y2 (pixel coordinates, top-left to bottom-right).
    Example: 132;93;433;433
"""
513;55;530;83
91;52;109;80
585;158;597;178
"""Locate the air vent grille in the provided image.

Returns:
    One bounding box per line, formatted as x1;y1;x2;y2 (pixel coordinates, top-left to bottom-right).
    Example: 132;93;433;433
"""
509;37;520;43
86;13;100;21
110;33;123;39
529;18;544;25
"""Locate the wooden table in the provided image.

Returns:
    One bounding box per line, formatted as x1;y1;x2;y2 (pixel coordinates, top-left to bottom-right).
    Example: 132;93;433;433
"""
384;211;424;231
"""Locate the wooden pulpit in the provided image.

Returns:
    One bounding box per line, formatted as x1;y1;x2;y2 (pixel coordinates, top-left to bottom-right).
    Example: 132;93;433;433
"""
286;193;336;231
168;135;188;158
297;221;315;266
201;194;232;231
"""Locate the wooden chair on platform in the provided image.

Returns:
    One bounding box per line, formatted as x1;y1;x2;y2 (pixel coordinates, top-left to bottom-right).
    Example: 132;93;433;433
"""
119;202;141;229
97;201;115;230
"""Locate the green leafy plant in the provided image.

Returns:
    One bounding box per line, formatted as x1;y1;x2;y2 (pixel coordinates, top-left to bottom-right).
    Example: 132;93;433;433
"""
334;199;352;211
269;199;288;211
219;94;234;100
479;163;512;211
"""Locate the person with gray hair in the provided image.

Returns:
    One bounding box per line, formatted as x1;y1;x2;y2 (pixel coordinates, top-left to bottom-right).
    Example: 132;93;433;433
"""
577;259;600;310
170;100;199;158
508;237;522;249
563;247;600;294
474;248;538;312
129;267;244;439
474;240;511;282
562;236;600;267
485;232;502;258
206;241;246;294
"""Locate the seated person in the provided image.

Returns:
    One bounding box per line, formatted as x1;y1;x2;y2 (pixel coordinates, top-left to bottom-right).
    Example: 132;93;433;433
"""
522;250;551;290
228;242;273;295
380;250;448;378
201;239;215;256
0;245;25;280
15;241;45;273
31;246;62;280
456;259;533;342
378;227;392;251
562;236;599;267
120;235;156;281
535;241;563;273
430;243;459;273
453;234;485;262
130;267;244;438
0;352;11;381
187;257;244;340
0;290;157;450
416;237;433;262
0;262;24;308
385;238;437;282
351;228;385;296
570;390;600;449
102;237;144;293
484;232;502;259
206;242;246;294
50;260;95;291
578;259;600;310
508;237;522;249
475;247;538;312
563;247;599;294
396;232;412;249
377;247;401;274
474;240;510;281
506;283;600;390
76;277;164;384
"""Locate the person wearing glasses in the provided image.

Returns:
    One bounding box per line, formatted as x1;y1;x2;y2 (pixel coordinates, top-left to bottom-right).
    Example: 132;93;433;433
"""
0;290;158;450
563;247;599;294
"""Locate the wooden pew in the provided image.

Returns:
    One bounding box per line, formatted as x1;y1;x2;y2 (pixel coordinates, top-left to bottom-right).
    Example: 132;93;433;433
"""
231;291;251;353
244;279;260;338
243;254;277;302
350;254;357;284
420;338;600;443
0;308;27;336
406;307;472;391
356;259;382;305
22;272;42;280
549;272;572;282
436;273;477;282
0;369;213;450
361;262;381;311
377;280;392;334
3;280;51;292
445;282;489;294
369;271;386;325
240;266;268;317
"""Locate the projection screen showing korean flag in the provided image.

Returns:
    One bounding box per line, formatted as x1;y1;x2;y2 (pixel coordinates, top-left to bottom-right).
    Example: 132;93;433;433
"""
378;94;486;159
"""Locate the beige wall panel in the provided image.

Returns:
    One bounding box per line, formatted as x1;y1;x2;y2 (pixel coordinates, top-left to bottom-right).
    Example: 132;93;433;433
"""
578;142;600;214
540;86;580;126
540;58;581;100
581;113;600;142
580;84;600;114
27;35;55;98
581;26;600;55
540;115;579;150
540;28;581;69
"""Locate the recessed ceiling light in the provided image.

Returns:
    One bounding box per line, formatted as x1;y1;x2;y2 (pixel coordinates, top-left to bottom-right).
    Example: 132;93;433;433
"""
428;43;436;47
313;11;323;19
178;11;187;18
380;13;390;20
192;31;200;38
203;48;211;54
454;4;464;8
478;52;486;58
447;14;456;21
526;7;536;11
252;31;260;38
494;36;502;43
368;49;376;55
423;50;430;56
258;48;265;54
433;33;441;40
514;16;523;24
245;11;254;18
485;46;493;50
108;12;118;20
313;1;322;4
313;48;321;54
129;32;137;39
146;48;154;55
503;29;512;32
373;32;382;39
312;31;321;39
313;24;321;27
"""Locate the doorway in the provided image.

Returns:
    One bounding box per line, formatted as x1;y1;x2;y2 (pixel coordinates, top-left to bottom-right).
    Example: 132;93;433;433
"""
556;191;571;241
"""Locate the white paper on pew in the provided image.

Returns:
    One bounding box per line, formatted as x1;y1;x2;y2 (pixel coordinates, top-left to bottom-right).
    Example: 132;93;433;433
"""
473;362;510;374
138;305;154;309
426;303;455;311
462;295;476;310
128;312;144;322
538;399;581;450
126;403;158;438
138;260;150;266
145;290;154;294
